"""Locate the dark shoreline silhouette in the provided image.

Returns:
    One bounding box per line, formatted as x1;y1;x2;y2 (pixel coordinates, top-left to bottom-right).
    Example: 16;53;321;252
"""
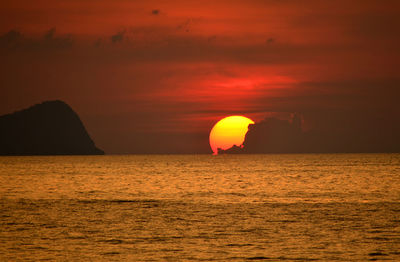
219;114;400;154
0;100;104;155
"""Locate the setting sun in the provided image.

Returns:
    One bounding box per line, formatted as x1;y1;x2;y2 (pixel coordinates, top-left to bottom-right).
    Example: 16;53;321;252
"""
209;116;254;155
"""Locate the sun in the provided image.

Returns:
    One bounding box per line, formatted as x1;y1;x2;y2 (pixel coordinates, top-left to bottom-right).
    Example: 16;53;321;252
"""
209;115;254;155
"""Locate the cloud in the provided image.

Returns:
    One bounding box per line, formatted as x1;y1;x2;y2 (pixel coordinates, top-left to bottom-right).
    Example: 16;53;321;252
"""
266;38;274;44
94;38;102;47
42;28;73;48
177;18;195;33
0;30;23;48
110;31;125;43
1;21;392;68
0;28;72;51
88;34;324;65
44;28;56;40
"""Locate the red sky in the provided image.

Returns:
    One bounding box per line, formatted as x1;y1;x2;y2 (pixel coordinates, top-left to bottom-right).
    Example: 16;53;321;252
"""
1;0;400;153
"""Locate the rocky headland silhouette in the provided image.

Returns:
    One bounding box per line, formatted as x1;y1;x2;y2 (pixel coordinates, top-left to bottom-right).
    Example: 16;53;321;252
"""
218;113;400;154
0;100;104;155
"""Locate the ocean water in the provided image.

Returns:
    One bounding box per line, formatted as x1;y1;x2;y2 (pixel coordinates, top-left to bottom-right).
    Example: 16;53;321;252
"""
0;154;399;261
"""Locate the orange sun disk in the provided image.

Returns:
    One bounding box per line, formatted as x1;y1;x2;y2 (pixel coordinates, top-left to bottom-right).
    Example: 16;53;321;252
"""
209;115;254;155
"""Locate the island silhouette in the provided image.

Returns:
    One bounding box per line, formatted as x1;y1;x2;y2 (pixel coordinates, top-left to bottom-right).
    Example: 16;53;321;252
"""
1;101;399;155
219;113;400;154
0;100;103;155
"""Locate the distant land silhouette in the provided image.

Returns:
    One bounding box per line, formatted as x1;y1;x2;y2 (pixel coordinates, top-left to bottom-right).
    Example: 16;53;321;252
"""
219;113;400;154
0;100;104;155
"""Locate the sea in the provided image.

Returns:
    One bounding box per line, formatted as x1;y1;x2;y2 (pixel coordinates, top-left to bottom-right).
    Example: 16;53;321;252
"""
0;154;399;261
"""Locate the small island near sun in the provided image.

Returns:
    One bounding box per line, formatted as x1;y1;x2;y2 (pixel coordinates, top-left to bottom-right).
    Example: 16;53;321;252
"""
215;112;400;154
0;100;104;155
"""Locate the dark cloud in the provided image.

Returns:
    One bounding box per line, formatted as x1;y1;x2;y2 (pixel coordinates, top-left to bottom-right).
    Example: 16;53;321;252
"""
151;9;160;15
0;24;386;67
0;30;23;48
88;35;325;64
94;38;102;47
177;18;195;33
247;79;400;115
266;38;274;44
111;31;125;43
0;28;72;51
42;28;73;48
44;28;56;40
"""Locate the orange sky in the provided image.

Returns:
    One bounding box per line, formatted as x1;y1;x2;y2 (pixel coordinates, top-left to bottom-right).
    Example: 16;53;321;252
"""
1;0;400;153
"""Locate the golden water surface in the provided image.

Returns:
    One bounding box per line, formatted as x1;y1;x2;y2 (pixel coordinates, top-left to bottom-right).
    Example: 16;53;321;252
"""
0;154;399;261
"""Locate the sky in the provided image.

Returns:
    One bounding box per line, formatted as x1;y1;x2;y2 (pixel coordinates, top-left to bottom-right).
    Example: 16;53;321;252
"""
1;0;400;154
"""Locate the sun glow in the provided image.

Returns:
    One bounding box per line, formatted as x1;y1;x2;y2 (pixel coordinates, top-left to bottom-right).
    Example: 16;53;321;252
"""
209;115;254;155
